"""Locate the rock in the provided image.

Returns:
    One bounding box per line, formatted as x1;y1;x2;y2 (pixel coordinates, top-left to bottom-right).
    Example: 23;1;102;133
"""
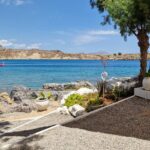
106;77;138;91
43;81;96;91
0;92;13;104
57;106;70;115
76;88;97;95
13;96;22;103
68;104;85;117
10;85;30;100
30;91;39;99
43;83;63;90
11;99;37;113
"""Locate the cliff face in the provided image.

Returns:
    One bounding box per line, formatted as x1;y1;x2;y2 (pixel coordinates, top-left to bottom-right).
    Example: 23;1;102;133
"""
0;48;147;60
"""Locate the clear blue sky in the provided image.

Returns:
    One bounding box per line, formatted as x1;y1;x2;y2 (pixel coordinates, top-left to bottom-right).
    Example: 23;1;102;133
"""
0;0;143;54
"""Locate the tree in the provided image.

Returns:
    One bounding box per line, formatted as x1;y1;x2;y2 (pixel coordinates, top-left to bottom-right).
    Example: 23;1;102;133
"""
118;52;122;56
90;0;150;85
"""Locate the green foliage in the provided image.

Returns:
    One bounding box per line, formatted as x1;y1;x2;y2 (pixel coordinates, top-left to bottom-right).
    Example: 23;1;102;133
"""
111;85;134;101
64;93;103;111
37;91;52;100
91;0;150;37
145;69;150;77
91;0;150;83
64;94;84;107
86;96;103;112
96;81;106;97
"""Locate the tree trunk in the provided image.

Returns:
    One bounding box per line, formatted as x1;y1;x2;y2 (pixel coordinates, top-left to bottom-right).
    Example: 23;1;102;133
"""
137;30;149;86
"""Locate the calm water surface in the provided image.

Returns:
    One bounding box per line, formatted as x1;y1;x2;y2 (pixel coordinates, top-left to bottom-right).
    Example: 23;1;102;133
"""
0;60;142;90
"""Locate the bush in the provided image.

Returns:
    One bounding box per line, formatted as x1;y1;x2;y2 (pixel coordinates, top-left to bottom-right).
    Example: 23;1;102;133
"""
111;86;134;101
64;93;103;111
86;97;103;112
64;94;85;107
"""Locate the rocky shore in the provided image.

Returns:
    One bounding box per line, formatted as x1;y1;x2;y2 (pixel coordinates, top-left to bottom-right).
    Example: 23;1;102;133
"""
0;78;138;119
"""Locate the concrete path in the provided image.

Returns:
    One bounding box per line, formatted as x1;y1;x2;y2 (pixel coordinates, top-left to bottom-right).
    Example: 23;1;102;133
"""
0;111;73;149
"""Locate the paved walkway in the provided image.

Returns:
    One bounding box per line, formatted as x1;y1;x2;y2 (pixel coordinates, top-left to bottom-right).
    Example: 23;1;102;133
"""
1;96;150;150
0;111;73;149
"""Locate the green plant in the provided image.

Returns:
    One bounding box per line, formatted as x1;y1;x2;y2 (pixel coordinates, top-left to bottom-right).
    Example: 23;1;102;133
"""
37;91;52;100
96;81;106;98
145;69;150;77
112;85;134;101
64;94;84;107
112;86;122;101
86;96;103;112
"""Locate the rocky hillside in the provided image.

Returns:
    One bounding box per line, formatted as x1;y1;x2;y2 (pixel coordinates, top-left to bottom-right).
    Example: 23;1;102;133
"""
0;48;148;60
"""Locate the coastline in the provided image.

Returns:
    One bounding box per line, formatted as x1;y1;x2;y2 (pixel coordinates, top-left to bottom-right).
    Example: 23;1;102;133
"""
0;49;147;60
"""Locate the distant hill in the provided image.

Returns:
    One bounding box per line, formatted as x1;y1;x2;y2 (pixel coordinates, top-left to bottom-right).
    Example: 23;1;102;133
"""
0;48;147;60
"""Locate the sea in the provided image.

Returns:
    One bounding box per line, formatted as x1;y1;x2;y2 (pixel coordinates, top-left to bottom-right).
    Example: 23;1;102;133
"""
0;59;143;91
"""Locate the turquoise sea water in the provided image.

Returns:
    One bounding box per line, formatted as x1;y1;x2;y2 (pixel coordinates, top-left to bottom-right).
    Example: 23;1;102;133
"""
0;60;142;90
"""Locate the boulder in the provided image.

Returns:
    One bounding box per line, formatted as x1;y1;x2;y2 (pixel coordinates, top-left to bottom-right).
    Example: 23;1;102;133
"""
57;106;70;115
68;104;85;117
10;85;31;101
11;99;37;113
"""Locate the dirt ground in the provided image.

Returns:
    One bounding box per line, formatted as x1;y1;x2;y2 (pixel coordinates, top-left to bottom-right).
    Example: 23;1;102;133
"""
0;101;59;122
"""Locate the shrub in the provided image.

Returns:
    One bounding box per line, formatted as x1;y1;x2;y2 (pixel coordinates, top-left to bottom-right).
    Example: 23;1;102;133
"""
112;86;134;101
64;93;103;110
64;94;84;107
86;96;103;112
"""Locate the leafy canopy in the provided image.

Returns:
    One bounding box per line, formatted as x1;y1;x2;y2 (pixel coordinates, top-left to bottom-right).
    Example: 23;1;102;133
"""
91;0;150;38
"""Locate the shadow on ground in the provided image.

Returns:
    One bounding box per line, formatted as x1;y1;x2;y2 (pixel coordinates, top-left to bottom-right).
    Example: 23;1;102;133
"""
0;125;55;144
64;97;150;141
0;121;12;134
7;135;43;150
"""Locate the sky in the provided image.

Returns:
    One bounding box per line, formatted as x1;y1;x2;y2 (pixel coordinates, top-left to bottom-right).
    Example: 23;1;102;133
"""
0;0;145;54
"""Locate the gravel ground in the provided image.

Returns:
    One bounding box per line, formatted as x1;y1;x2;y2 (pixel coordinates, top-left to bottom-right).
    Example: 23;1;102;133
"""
7;126;150;150
65;96;150;141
